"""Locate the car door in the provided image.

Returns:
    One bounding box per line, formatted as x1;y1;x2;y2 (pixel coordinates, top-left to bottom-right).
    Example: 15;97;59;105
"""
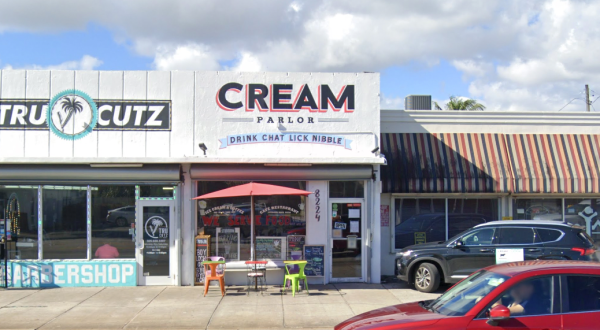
447;227;497;278
561;274;600;330
495;227;545;261
467;275;562;330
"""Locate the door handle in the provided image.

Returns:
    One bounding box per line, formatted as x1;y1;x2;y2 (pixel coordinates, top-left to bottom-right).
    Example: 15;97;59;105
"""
480;249;493;252
527;248;541;252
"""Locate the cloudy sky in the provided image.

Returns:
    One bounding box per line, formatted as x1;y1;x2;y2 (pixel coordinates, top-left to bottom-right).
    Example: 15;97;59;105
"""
0;0;598;111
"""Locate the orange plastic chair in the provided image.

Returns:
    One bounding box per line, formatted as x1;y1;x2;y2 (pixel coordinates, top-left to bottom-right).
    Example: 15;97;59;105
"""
203;260;226;296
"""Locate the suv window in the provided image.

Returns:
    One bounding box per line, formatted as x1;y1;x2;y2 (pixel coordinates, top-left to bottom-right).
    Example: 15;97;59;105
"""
535;228;563;242
566;275;600;312
461;228;495;246
496;227;537;245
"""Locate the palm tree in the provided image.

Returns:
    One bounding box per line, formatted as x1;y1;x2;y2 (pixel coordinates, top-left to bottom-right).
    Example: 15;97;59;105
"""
434;96;486;111
59;97;84;129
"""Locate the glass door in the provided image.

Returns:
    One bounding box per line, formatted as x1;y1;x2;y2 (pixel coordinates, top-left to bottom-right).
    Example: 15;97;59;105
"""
330;200;364;282
136;200;176;285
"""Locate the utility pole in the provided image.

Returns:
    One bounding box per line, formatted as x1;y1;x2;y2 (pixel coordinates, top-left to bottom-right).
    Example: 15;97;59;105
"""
585;84;591;112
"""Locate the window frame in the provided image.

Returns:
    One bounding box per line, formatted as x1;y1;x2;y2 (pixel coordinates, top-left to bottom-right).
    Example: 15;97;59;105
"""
475;275;561;319
390;196;501;252
2;184;176;261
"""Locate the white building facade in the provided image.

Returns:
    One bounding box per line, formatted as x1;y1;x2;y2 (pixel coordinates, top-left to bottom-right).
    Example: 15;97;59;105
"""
0;70;383;287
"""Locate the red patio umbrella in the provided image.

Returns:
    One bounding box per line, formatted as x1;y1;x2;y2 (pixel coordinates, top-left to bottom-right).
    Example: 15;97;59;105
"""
193;182;312;260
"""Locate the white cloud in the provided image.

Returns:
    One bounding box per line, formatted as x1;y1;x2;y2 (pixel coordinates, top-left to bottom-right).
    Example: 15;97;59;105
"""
153;44;219;71
2;55;102;70
228;52;262;72
1;0;600;111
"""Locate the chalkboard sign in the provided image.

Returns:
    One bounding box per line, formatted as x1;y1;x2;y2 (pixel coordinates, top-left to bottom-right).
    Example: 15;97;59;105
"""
287;235;305;260
194;235;210;286
304;245;325;277
216;227;240;260
256;237;286;260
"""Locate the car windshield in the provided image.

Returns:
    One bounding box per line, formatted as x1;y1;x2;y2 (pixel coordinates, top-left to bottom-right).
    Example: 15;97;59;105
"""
425;270;509;317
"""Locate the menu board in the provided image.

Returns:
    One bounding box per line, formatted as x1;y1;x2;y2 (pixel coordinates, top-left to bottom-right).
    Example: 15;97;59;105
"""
304;245;325;277
256;236;286;260
194;235;210;286
287;235;305;260
216;227;240;260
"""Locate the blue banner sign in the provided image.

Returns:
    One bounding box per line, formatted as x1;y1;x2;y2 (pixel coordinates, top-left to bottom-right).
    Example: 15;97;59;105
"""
4;261;137;288
219;132;352;149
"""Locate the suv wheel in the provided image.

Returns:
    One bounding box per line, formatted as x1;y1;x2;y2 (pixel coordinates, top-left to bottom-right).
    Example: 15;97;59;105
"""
414;263;440;293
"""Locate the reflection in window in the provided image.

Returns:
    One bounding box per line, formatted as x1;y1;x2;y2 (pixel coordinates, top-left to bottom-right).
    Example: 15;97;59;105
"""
513;199;562;220
565;198;600;242
394;198;497;249
92;186;136;259
196;181;306;261
0;186;38;259
329;181;364;198
140;185;175;198
42;186;87;259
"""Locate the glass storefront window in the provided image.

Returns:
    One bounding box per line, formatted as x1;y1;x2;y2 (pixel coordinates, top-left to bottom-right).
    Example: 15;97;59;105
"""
91;186;136;259
196;181;306;261
330;181;364;198
0;186;39;259
513;199;562;220
565;198;600;242
447;199;498;239
42;186;87;259
394;198;498;250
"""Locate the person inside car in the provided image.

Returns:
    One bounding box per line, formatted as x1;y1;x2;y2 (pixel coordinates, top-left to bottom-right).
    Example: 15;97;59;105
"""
492;280;548;316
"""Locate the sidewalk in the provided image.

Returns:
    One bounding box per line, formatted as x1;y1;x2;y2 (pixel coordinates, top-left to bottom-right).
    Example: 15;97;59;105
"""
0;283;443;330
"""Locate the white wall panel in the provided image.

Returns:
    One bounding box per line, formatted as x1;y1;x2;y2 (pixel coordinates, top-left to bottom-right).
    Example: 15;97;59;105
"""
306;181;328;284
97;71;123;158
48;71;75;157
170;71;194;157
24;70;50;157
0;70;26;157
123;71;147;158
146;71;170;158
73;71;99;158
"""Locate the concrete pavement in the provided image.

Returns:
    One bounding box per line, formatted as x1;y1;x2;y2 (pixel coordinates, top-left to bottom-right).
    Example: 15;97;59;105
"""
0;282;444;330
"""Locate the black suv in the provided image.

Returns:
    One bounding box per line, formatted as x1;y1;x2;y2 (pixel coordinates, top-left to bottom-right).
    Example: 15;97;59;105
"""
396;220;599;292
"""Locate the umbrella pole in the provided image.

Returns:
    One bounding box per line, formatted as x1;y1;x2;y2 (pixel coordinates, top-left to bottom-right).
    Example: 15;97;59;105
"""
251;195;255;261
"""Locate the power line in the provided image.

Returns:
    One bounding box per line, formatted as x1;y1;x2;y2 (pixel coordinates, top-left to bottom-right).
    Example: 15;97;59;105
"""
558;97;584;111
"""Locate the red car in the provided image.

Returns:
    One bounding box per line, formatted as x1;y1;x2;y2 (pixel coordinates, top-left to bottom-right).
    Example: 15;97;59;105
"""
335;260;600;330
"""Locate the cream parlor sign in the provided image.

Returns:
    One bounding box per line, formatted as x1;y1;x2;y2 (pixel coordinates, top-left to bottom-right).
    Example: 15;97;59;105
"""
217;82;355;149
0;89;171;140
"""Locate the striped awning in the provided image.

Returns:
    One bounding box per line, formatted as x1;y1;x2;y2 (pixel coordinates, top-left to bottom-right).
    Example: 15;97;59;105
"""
505;134;600;193
381;133;511;193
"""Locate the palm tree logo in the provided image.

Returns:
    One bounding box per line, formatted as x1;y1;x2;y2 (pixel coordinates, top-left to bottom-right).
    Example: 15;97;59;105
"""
47;89;98;140
58;96;84;130
145;216;168;238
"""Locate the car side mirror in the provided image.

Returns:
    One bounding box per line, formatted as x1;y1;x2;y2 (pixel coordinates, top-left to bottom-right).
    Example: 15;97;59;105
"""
454;241;464;248
487;305;510;326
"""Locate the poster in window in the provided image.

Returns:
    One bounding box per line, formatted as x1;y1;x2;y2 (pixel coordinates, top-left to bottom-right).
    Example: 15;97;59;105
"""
216;227;240;260
194;235;210;286
255;236;286;260
380;205;390;227
347;235;358;249
414;232;426;245
287;235;305;260
348;208;360;219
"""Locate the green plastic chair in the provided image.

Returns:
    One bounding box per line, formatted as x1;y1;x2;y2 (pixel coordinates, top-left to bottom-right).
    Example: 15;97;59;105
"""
283;261;309;297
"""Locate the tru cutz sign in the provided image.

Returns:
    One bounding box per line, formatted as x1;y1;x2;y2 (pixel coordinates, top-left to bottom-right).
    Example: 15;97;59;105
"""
0;89;171;140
